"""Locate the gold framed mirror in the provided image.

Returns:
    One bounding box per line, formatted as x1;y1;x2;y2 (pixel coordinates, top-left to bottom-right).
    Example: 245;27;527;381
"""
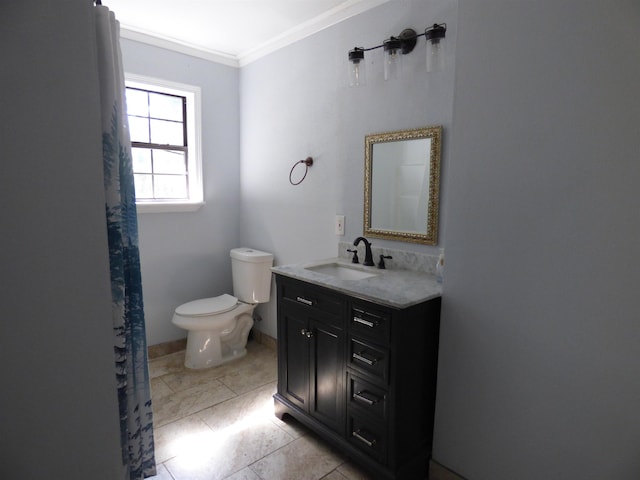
364;126;442;245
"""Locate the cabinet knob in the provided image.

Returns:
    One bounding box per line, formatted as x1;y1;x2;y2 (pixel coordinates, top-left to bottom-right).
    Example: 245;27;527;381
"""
300;328;314;338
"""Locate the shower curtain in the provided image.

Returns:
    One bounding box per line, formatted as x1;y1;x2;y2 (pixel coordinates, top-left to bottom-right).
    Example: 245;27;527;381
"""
94;5;156;479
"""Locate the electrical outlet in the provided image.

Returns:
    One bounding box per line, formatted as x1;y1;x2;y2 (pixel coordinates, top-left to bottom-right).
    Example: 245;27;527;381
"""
335;215;345;236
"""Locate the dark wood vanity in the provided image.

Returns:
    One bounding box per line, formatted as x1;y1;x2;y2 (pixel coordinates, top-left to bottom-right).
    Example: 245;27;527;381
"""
273;273;441;480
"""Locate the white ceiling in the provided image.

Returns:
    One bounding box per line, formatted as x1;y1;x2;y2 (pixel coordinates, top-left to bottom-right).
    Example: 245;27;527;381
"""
105;0;389;66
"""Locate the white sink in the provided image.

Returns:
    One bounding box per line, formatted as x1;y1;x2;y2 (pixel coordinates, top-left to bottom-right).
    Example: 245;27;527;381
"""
305;262;378;281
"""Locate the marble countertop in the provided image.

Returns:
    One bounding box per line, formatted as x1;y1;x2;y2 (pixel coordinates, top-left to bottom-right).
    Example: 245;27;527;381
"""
271;257;442;309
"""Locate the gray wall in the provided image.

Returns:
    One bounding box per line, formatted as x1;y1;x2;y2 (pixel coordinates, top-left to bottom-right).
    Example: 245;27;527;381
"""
240;0;456;338
120;40;241;346
0;0;123;478
433;1;640;479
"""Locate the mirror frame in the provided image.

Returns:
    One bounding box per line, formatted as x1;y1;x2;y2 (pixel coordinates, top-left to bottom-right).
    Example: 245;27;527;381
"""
364;126;442;245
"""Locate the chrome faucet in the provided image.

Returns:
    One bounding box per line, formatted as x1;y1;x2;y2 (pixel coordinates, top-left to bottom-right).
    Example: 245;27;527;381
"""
353;237;374;266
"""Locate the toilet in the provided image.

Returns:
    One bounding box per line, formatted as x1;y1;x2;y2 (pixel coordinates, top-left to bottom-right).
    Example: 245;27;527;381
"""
172;248;274;369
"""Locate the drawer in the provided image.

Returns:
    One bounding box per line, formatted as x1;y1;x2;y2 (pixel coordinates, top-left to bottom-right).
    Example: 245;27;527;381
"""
350;303;390;344
349;338;389;383
348;374;388;422
348;414;387;463
280;279;343;316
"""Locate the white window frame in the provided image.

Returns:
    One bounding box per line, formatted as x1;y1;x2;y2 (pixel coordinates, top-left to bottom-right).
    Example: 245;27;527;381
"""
125;73;204;213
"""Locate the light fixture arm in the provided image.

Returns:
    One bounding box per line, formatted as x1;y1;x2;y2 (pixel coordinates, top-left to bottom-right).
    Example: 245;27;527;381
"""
349;27;423;57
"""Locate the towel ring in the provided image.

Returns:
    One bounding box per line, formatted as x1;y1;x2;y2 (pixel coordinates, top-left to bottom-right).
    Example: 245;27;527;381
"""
289;157;313;185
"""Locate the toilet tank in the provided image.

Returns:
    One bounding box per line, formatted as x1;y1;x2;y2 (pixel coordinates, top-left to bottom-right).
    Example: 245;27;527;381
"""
230;248;274;303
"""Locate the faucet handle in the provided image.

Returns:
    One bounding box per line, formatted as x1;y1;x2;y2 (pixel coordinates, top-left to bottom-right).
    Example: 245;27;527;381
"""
378;255;392;269
347;248;359;264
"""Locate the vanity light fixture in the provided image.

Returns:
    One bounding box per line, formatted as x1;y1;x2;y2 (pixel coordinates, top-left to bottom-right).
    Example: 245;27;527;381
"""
347;23;446;86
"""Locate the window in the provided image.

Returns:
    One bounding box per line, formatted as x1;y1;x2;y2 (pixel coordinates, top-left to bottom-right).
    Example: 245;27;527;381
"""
124;74;203;213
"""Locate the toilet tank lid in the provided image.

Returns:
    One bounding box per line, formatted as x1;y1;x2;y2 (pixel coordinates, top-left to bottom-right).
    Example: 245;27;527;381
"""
230;248;274;263
175;294;238;316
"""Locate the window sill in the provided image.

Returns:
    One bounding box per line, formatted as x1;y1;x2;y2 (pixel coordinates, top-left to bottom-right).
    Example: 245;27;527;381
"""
136;201;205;214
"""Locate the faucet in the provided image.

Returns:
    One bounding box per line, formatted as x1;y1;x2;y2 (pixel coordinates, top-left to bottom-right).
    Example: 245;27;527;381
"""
377;254;392;269
353;237;374;266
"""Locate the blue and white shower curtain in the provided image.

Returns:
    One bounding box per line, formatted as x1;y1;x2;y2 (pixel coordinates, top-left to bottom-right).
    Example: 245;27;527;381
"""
94;5;156;479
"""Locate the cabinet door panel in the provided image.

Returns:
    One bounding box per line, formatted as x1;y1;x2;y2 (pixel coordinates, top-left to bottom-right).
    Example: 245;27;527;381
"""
283;311;309;409
310;320;345;433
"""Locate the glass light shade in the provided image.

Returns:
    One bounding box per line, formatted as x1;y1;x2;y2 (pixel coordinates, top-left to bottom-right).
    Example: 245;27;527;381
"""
425;24;447;73
348;48;366;87
383;38;403;81
426;37;446;72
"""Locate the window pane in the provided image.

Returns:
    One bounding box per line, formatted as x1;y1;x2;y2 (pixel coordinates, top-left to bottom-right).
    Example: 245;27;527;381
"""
154;175;188;199
149;92;183;122
134;174;153;199
153;149;186;174
150;119;184;145
129;116;150;143
132;148;152;173
125;89;148;117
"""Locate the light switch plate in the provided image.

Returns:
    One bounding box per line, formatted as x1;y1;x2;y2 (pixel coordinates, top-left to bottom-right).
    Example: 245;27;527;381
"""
335;215;345;236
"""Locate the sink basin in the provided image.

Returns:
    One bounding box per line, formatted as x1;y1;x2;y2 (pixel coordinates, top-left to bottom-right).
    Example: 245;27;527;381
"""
305;263;378;281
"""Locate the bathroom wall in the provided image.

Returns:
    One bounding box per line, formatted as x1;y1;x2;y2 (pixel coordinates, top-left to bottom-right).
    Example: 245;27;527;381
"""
120;40;241;346
0;0;124;477
434;1;640;479
240;0;457;338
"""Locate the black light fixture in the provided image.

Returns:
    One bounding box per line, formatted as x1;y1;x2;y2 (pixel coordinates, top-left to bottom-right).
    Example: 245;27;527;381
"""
347;23;447;86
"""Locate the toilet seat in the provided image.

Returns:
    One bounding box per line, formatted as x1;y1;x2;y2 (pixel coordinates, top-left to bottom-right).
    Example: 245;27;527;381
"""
175;294;238;317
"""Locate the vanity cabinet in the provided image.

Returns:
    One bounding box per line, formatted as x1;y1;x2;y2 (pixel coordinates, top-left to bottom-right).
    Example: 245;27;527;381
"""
273;274;441;480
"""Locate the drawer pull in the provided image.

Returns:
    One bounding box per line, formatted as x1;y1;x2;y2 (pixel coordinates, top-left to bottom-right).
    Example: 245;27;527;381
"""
353;316;377;328
352;429;377;447
296;296;313;306
353;391;379;406
353;351;379;366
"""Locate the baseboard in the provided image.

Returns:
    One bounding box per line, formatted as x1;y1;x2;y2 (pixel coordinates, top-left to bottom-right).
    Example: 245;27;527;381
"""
251;329;277;350
429;460;466;480
147;338;187;359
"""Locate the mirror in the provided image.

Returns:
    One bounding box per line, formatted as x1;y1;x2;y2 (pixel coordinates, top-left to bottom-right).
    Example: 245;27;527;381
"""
364;126;441;245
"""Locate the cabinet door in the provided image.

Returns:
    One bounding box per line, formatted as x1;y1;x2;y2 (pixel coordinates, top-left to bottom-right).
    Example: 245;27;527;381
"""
281;306;309;411
309;319;345;434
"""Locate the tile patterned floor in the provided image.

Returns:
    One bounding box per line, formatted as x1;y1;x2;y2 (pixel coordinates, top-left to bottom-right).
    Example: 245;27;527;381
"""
147;341;375;480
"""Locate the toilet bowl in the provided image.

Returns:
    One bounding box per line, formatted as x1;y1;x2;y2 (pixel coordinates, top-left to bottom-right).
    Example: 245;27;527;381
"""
172;248;273;369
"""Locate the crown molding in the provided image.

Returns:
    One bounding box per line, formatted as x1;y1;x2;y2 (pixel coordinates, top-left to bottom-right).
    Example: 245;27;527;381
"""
237;0;390;66
119;0;389;68
119;28;239;67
